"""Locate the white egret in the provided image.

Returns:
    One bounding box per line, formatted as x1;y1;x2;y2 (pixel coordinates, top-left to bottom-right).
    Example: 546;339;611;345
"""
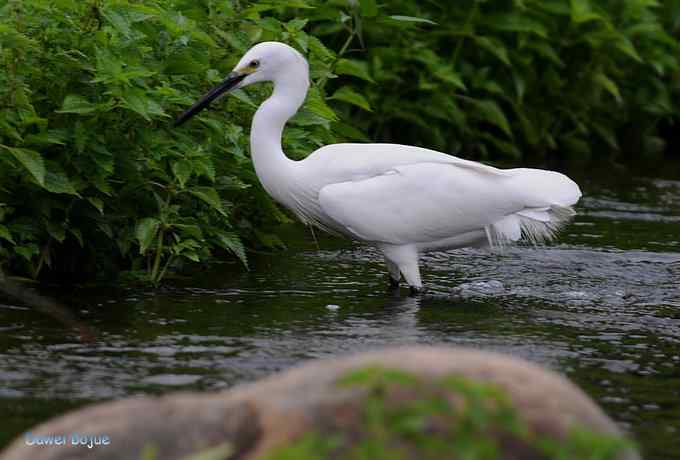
175;42;582;293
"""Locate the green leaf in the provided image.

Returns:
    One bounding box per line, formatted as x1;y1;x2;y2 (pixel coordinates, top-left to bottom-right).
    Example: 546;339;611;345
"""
194;158;216;182
44;169;79;195
2;147;45;185
15;244;39;262
136;217;160;254
0;224;15;244
305;87;338;121
485;14;548;38
470;100;512;137
570;0;603;24
101;7;133;38
172;160;193;188
25;130;67;146
563;135;591;156
57;95;97;114
332;121;370;141
47;222;66;243
286;18;308;31
182;250;200;262
474;36;510;66
87;197;104;214
614;37;642;62
387;15;437;25
190;187;228;217
183;442;234;460
594;73;622;102
214;231;248;269
174;224;203;240
230;88;257;108
360;0;378;17
329;86;372;111
433;68;466;90
120;89;166;121
524;41;564;67
335;59;374;82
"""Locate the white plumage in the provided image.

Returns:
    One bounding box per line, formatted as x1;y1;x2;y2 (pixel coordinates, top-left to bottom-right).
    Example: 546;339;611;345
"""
175;42;582;292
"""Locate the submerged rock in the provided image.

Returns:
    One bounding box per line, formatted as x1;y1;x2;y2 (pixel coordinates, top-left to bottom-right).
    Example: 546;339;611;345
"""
0;346;637;460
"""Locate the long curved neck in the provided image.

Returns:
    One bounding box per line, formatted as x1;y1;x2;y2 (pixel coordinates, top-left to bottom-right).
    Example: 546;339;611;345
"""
250;75;308;202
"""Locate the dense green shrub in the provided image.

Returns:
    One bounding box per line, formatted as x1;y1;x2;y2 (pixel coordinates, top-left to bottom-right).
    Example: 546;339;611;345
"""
1;0;678;283
315;0;680;164
0;0;347;283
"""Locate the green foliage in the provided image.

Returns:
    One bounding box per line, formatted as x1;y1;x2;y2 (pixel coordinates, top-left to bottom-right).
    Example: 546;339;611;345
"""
314;0;680;163
181;442;234;460
0;0;345;283
262;366;635;460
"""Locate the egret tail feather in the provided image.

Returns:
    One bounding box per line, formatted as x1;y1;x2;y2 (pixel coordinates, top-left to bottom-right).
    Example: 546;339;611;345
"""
486;205;576;249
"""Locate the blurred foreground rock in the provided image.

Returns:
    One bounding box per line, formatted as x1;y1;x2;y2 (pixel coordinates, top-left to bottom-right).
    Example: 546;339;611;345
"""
0;346;638;460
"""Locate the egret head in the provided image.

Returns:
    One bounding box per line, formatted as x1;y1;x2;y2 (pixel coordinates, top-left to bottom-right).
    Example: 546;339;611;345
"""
174;42;308;127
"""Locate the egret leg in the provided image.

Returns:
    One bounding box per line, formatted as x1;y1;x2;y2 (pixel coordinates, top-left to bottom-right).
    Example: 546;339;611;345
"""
379;244;422;292
384;257;401;288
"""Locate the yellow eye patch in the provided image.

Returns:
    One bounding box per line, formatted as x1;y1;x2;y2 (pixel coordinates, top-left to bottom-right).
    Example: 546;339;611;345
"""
238;59;260;75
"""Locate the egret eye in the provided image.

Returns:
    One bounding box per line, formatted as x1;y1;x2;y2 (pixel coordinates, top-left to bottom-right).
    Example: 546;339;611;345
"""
249;59;260;69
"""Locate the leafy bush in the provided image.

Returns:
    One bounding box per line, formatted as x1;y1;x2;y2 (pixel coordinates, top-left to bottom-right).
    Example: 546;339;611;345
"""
0;0;345;283
315;0;680;164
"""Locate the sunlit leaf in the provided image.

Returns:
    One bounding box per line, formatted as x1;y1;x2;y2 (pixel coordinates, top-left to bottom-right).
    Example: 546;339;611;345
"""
57;95;97;114
136;218;160;254
360;0;378;18
41;161;79;196
190;187;228;217
614;36;642;62
305;87;338;120
121;89;167;120
329;86;372;111
213;231;248;269
2;147;45;185
172;160;193;188
570;0;603;24
387;15;437;25
335;59;374;82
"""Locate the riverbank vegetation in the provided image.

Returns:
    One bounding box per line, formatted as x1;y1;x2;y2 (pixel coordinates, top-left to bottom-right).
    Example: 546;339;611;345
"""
1;0;678;283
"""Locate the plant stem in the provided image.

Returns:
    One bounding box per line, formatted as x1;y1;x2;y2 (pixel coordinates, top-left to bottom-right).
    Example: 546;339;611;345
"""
157;254;174;284
150;229;164;285
317;16;357;91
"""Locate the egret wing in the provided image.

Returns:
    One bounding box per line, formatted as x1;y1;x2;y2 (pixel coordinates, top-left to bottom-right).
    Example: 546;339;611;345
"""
318;162;525;245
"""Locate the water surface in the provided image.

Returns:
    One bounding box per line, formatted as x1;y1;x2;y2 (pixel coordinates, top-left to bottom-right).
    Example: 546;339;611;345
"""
1;175;679;458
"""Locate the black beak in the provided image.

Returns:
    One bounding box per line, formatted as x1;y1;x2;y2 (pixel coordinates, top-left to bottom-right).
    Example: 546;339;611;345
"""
174;71;247;127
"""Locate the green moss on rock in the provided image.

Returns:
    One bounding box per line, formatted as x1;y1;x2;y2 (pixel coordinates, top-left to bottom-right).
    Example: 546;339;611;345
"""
261;366;633;460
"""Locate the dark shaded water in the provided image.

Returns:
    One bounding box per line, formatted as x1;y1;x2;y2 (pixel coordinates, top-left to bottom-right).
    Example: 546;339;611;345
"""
1;175;679;458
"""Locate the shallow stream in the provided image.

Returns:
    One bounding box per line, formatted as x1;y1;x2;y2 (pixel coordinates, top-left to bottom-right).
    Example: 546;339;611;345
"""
1;173;679;458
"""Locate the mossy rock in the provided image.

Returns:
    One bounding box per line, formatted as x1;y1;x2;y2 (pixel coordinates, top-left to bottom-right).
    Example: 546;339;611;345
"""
0;346;638;460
